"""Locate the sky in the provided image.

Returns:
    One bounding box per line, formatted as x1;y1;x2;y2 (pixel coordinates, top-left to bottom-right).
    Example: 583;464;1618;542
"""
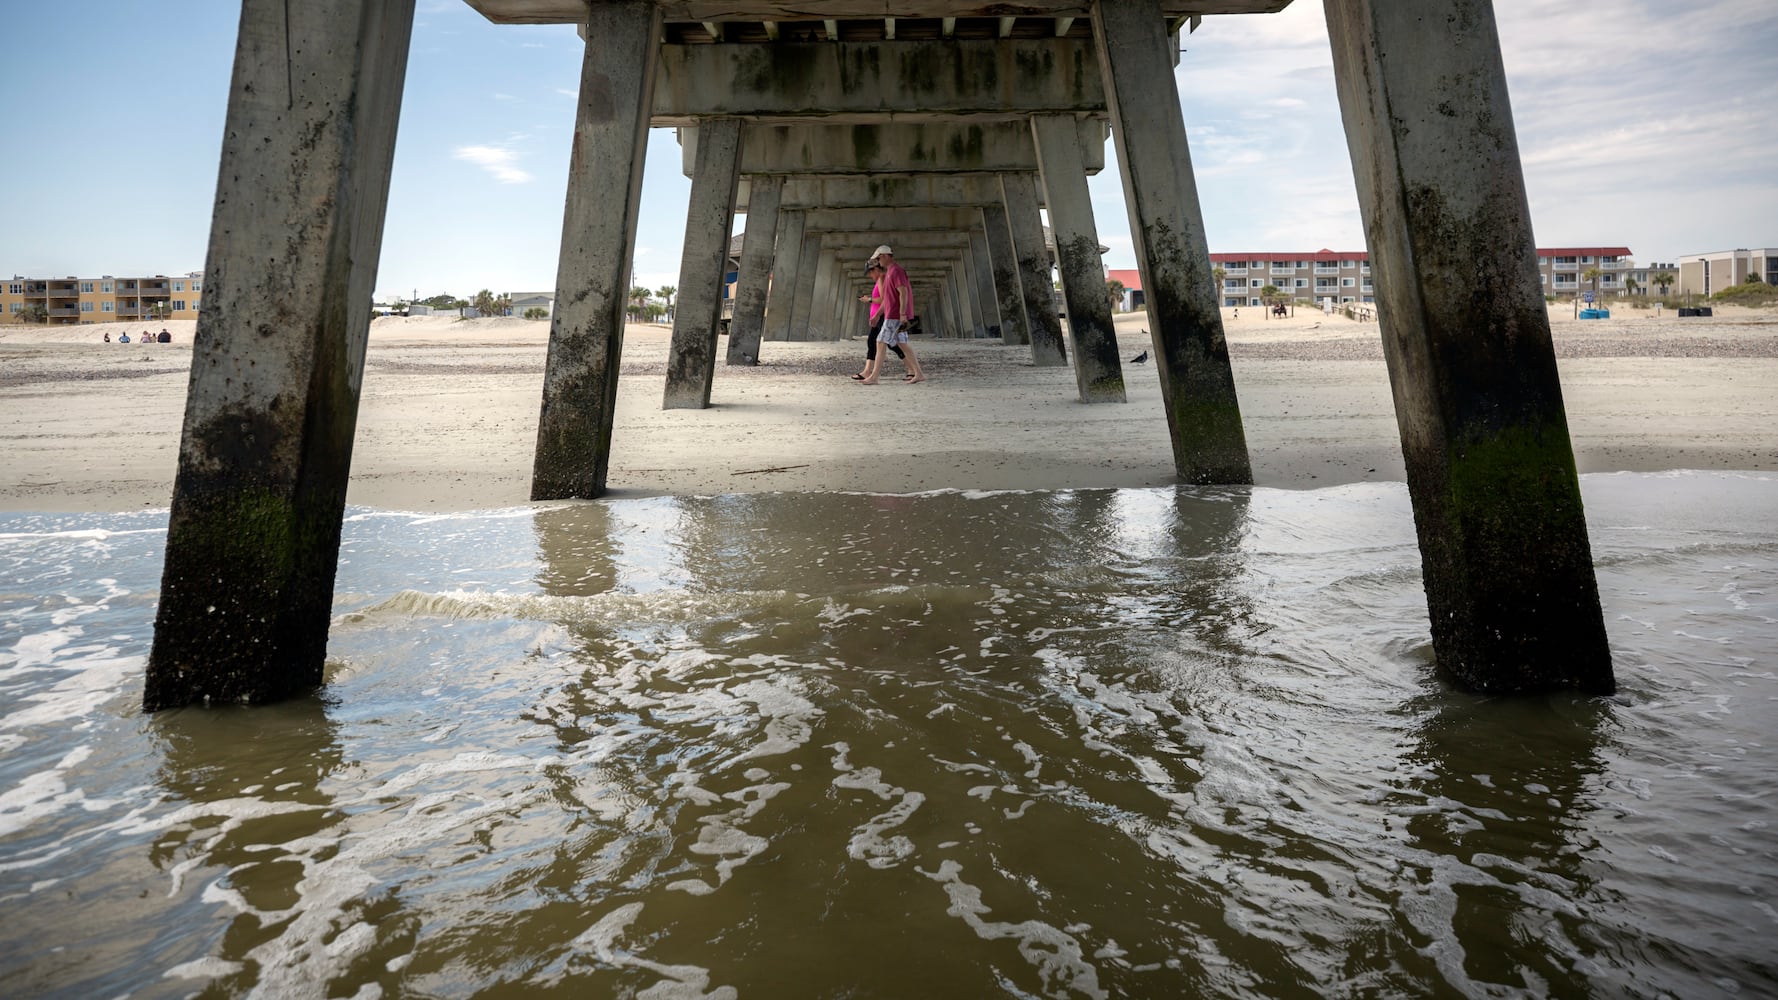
3;1;1774;303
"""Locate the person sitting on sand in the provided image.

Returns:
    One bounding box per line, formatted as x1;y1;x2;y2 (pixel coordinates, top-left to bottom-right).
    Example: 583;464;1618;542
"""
119;332;130;343
104;332;111;343
158;329;171;344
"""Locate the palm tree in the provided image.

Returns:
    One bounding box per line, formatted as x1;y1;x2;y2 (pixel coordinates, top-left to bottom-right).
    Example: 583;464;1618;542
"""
1259;284;1280;317
629;286;651;323
1213;266;1227;303
1653;272;1675;298
656;285;676;321
1105;278;1125;311
1624;276;1639;297
1582;266;1602;302
471;288;499;317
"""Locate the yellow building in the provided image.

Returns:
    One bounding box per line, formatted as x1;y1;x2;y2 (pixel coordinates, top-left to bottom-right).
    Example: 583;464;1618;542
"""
3;271;204;325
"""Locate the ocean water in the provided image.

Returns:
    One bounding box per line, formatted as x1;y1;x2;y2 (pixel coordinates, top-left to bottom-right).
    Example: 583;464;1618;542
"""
1;472;1773;998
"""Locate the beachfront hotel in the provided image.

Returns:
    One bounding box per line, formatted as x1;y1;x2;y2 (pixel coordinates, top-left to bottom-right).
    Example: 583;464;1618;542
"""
1196;246;1642;309
1;271;204;326
1676;248;1778;298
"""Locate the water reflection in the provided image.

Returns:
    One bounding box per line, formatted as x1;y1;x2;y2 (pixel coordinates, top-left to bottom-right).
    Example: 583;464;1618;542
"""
146;698;358;995
1391;689;1610;994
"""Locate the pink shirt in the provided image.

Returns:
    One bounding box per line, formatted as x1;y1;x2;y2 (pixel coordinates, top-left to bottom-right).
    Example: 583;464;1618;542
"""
867;278;883;322
881;262;914;320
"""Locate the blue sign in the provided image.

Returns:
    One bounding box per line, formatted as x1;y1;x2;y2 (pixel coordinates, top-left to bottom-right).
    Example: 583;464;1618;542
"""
1582;291;1595;303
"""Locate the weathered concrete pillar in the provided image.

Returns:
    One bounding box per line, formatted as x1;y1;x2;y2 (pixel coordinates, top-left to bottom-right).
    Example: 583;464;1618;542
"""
664;117;742;410
803;245;836;340
762;209;805;342
145;0;416;710
1031;115;1125;402
1093;0;1251;481
531;2;660;499
727;174;781;365
1001;173;1067;366
982;202;1029;345
970;231;1001;338
1326;0;1613;693
787;233;823;340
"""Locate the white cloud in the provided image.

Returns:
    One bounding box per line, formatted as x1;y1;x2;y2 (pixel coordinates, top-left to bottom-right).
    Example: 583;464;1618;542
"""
453;145;532;184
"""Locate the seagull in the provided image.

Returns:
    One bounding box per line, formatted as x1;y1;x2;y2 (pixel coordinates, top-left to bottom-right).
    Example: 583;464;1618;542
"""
1130;350;1148;364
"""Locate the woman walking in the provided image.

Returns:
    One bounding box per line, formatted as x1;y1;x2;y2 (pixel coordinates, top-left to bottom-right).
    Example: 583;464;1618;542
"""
869;245;924;384
852;261;905;384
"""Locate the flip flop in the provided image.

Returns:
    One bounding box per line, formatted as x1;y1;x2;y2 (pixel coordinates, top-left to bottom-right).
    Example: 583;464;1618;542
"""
850;374;866;380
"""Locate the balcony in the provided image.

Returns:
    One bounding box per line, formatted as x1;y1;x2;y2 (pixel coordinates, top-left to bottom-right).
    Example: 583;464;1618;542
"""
48;307;79;317
1313;265;1339;274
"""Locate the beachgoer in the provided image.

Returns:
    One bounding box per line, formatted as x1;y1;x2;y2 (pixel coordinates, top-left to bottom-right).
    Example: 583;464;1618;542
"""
869;245;924;384
103;332;111;343
158;328;171;344
852;261;906;384
119;332;130;343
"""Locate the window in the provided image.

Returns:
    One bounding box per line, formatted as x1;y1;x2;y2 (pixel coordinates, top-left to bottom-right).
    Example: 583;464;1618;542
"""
172;300;187;311
1294;279;1308;288
1224;278;1243;289
8;303;20;313
7;283;19;294
1225;263;1246;274
1341;277;1355;287
80;301;94;312
1315;278;1338;289
102;282;112;293
1270;260;1294;271
173;281;185;292
102;301;114;312
1554;256;1578;269
192;280;202;292
1250;261;1264;270
1249;279;1262;288
80;281;94;293
1341;260;1358;269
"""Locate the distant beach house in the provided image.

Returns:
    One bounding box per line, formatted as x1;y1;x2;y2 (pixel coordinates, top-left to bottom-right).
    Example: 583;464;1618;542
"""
508;292;554;317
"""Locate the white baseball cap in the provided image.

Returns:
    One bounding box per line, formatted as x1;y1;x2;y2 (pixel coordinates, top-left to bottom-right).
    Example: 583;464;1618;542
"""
868;245;893;261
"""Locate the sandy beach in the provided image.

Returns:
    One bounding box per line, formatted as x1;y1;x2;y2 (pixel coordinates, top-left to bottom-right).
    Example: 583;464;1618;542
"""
2;305;1774;512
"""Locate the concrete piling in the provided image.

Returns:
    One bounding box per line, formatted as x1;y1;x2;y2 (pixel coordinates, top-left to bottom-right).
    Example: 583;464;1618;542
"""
145;0;417;710
727;174;781;365
531;1;661;499
1031;115;1125;402
1093;0;1251;480
1000;172;1068;367
664;117;742;409
1325;0;1614;693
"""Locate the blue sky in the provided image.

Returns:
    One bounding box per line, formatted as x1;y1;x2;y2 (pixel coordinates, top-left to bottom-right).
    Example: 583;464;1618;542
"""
3;1;1773;302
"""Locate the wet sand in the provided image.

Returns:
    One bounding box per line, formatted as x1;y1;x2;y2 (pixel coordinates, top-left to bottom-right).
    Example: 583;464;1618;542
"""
1;306;1773;512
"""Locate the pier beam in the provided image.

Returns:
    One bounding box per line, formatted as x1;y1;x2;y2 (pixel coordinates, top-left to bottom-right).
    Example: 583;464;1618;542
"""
1093;0;1251;480
664;117;742;409
532;1;661;497
727;174;780;365
145;0;416;710
1326;0;1613;693
1001;173;1068;367
1031;114;1125;402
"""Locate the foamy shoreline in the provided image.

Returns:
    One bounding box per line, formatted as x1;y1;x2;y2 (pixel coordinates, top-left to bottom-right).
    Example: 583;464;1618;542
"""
2;306;1774;512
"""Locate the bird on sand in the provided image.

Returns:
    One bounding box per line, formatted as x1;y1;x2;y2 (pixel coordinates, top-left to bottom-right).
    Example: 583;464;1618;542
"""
1130;350;1148;364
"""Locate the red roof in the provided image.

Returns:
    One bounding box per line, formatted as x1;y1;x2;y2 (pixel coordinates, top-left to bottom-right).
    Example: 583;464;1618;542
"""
1105;268;1142;291
1536;247;1633;258
1210;250;1367;263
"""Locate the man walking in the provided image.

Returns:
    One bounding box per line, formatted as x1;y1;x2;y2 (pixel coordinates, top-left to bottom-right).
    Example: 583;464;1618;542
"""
870;245;924;383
